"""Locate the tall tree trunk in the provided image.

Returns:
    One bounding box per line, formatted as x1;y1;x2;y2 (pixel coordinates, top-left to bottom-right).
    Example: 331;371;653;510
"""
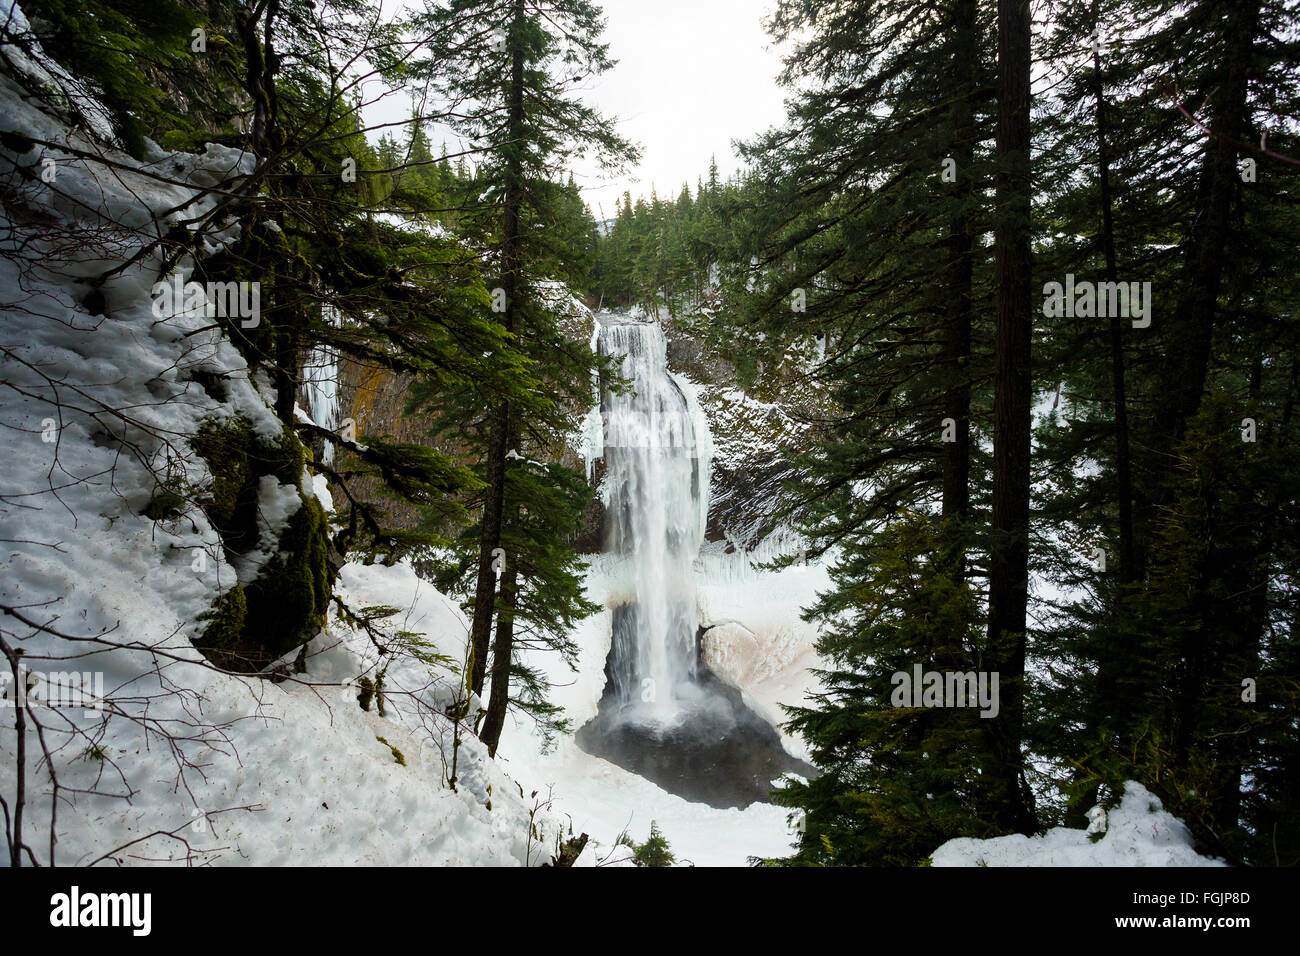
469;409;509;698
1153;0;1260;451
987;0;1036;836
273;323;300;424
479;561;517;755
1162;0;1259;768
240;0;298;427
238;5;268;155
1094;50;1135;585
480;416;521;755
468;0;527;698
941;0;976;560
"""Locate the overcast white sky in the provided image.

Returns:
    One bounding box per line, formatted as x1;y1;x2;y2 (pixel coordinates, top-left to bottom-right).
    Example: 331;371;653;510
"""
570;0;790;215
364;1;791;215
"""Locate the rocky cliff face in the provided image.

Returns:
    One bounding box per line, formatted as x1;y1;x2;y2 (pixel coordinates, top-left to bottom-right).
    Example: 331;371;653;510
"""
329;283;598;557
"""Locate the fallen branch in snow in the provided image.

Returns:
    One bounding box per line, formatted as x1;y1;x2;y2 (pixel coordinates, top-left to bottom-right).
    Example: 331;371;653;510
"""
85;802;264;867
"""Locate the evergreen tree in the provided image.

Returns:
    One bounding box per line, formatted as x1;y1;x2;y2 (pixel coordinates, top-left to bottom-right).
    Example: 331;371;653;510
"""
770;515;1001;865
985;0;1037;836
410;0;636;753
720;0;1006;863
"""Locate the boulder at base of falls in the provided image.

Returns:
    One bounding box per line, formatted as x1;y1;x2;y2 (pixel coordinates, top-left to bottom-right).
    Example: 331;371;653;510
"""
576;658;816;810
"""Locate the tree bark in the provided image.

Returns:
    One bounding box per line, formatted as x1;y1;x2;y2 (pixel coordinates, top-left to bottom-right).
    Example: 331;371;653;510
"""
239;0;299;427
1094;47;1135;584
479;419;520;755
1162;0;1259;776
941;0;976;558
468;0;527;699
987;0;1036;835
478;549;517;754
468;408;509;698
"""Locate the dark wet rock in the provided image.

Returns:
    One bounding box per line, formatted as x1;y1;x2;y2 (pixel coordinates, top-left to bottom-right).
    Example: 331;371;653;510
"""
576;613;817;810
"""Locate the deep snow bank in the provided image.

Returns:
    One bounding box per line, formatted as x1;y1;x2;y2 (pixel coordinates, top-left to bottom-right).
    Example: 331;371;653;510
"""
930;782;1226;867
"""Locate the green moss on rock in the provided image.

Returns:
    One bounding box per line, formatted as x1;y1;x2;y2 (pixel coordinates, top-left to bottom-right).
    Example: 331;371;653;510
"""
240;490;331;662
191;416;335;672
356;675;374;712
142;480;187;520
190;418;257;545
196;581;247;655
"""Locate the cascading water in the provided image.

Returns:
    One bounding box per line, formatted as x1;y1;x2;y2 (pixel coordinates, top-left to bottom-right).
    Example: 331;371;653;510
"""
598;318;708;723
301;305;341;466
577;313;815;808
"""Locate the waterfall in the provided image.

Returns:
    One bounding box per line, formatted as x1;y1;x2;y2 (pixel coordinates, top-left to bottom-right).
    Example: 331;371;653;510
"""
302;305;340;465
597;316;711;723
579;314;815;808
